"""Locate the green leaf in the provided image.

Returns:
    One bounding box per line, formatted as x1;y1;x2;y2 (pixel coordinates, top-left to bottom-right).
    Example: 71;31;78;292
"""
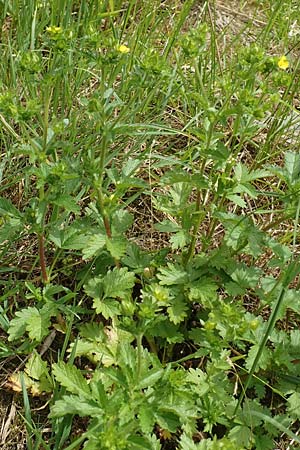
50;395;102;418
93;297;121;319
187;369;209;396
179;433;199;450
155;410;180;433
254;434;274;450
103;267;136;299
53;194;81;213
8;307;37;341
138;368;165;390
226;194;246;208
287;392;300;419
25;352;48;380
188;278;218;305
284;151;300;184
228;425;252;448
170;230;189;250
250;410;300;444
82;233;106;259
155;219;181;233
8;306;51;342
106;236;127;259
234;163;270;183
121;243;152;271
26;308;52;341
138;404;155;433
121;158;141;177
0;196;22;218
111;209;134;234
52;361;91;397
49;222;94;250
24;352;52;393
158;264;188;285
148;320;184;343
245;345;272;372
230;265;261;289
167;296;188;324
70;339;114;365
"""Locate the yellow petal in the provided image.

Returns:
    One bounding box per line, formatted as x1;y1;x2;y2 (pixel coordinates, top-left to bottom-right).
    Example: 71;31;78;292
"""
117;44;130;54
278;55;289;70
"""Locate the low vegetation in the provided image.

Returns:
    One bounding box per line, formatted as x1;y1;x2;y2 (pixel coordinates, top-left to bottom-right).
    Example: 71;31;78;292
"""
1;0;300;448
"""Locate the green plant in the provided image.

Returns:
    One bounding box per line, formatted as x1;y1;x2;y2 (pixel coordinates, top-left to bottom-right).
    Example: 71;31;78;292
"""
2;1;300;449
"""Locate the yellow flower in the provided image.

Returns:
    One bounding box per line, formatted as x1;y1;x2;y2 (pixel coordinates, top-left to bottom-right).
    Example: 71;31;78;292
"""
46;26;62;34
278;55;289;70
117;44;130;54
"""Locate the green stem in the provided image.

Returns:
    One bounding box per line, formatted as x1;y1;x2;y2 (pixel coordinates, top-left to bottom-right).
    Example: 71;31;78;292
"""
136;333;143;382
95;133;120;267
184;189;203;266
42;89;52;156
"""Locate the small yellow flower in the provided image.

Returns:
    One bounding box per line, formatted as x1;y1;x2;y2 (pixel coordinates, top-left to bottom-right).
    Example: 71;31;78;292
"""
46;26;62;34
117;44;130;54
278;55;289;70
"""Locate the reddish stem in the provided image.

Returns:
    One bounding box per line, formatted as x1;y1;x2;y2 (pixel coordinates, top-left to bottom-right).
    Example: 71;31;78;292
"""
103;215;112;239
38;234;49;284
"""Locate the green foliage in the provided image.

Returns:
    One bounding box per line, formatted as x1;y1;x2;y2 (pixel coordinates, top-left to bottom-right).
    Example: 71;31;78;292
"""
1;0;300;448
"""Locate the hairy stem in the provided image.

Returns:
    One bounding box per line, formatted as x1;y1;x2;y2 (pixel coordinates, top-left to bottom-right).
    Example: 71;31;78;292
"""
38;234;49;284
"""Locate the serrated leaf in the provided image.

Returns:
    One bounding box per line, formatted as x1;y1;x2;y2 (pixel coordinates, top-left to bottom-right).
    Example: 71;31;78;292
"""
157;264;188;286
254;434;274;450
287;392;300;419
0;196;22;218
50;395;102;418
93;297;121;319
245;345;272;372
187;369;209;396
226;194;246;208
167;296;188;324
155;410;179;433
170;230;189;250
179;433;199;450
79;322;105;341
234;163;270;183
224;281;245;296
188;278;218;304
121;158;141;177
52;361;90;397
228;425;252;447
8;306;50;342
160;170;192;185
106;236;127;259
155;219;180;233
138;368;164;390
148;320;184;344
111;209;134;234
103;267;135;299
82;233;106;259
49;219;98;250
53;194;81;213
230;265;261;289
26;308;51;341
25;352;48;380
138;404;155;433
8;307;37;341
121;243;152;271
285;151;300;184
